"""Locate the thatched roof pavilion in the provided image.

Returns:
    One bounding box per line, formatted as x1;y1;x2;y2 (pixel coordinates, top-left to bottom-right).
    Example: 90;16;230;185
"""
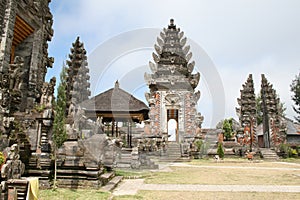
80;81;149;123
80;81;149;146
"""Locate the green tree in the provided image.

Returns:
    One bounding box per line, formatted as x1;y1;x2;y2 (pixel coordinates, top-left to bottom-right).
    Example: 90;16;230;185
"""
222;119;233;140
52;64;68;187
217;143;224;159
291;72;300;123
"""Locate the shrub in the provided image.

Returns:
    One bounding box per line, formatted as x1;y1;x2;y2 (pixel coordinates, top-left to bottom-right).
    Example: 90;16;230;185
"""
288;148;298;158
217;143;224;159
0;152;5;166
279;143;289;154
194;139;203;152
296;146;300;155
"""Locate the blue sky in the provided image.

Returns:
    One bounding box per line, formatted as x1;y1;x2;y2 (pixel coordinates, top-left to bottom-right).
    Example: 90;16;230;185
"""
47;0;300;127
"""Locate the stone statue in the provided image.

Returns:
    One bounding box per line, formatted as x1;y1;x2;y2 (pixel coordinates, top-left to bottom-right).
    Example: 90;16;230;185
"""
41;77;56;125
0;75;9;108
47;77;56;107
96;116;104;131
41;82;49;105
68;100;76;118
41;77;56;108
1;144;25;180
73;106;86;131
9;56;25;91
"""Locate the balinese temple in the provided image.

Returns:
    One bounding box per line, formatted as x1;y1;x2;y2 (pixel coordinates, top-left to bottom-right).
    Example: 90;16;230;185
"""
237;74;291;149
144;19;203;142
80;81;149;145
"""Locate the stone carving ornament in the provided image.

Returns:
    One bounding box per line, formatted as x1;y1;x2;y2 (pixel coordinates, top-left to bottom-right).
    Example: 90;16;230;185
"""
9;56;25;91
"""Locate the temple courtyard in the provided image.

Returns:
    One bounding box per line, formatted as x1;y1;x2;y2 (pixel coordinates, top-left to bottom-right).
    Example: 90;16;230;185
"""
40;158;300;200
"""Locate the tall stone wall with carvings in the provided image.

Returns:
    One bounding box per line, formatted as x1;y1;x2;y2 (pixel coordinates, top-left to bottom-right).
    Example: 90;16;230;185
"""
0;1;55;181
0;0;54;114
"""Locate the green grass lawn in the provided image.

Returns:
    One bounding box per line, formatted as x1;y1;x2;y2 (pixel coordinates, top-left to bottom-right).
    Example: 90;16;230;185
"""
39;158;300;200
144;166;300;185
39;188;111;200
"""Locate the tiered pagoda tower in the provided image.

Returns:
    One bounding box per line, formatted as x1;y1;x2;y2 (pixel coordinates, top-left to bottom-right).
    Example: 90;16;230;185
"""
261;74;286;148
66;37;91;109
236;74;257;148
145;19;203;142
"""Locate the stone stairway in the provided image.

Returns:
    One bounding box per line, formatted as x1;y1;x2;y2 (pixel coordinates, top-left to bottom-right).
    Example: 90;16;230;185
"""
160;142;186;162
27;152;52;189
116;149;158;169
116;150;132;168
101;176;123;191
260;148;279;160
4;179;29;200
205;129;219;156
139;153;159;169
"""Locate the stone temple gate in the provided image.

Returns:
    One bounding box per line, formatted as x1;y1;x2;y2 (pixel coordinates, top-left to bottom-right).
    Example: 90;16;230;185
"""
144;19;204;142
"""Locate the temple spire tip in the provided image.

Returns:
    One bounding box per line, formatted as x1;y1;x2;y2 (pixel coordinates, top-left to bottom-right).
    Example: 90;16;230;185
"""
170;18;174;25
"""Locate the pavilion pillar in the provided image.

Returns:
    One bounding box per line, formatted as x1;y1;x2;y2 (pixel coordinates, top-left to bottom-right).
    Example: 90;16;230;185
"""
112;119;115;137
129;121;132;148
116;121;118;137
127;121;130;147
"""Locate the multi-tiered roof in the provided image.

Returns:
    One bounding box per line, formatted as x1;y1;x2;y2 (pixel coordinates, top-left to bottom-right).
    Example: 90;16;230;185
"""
261;74;286;147
145;19;200;92
66;37;91;108
236;74;257;146
237;74;257;124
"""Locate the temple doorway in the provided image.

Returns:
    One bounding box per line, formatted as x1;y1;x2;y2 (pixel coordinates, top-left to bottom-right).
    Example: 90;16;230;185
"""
168;119;177;141
167;109;178;142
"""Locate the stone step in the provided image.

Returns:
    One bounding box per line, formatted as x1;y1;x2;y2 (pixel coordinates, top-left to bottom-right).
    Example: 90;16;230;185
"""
160;157;190;162
116;163;131;168
160;143;183;162
140;164;159;169
101;176;123;191
100;172;115;185
260;148;279;160
56;179;101;188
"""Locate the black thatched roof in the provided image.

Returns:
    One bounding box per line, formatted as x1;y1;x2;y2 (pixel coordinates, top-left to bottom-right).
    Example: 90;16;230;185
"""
257;118;300;136
80;81;149;113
